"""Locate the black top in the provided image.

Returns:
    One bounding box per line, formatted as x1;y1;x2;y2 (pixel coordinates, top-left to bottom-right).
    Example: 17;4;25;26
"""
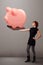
29;27;39;38
28;27;39;45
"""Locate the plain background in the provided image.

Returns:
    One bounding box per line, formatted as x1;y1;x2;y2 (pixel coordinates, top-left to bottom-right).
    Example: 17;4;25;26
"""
0;0;43;57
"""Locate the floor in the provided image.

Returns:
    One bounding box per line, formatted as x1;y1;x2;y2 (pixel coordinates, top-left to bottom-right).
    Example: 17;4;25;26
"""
0;57;43;65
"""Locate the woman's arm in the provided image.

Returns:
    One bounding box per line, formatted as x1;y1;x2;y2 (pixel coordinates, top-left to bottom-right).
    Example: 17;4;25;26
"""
33;30;41;40
19;28;30;32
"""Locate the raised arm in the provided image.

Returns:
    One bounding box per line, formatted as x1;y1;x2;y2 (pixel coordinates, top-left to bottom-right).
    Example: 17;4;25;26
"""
19;28;30;32
33;30;41;40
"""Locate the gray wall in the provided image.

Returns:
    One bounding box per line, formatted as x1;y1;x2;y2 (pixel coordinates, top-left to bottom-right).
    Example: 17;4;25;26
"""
0;0;43;57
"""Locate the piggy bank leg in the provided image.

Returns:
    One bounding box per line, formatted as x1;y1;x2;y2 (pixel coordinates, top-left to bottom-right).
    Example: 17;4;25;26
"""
18;25;25;29
7;25;12;28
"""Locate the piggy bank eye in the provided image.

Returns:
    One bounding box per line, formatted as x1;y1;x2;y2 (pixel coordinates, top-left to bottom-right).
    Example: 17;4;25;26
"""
4;7;27;30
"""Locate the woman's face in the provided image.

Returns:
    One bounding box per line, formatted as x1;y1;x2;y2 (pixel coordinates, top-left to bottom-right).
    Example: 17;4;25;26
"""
32;22;36;27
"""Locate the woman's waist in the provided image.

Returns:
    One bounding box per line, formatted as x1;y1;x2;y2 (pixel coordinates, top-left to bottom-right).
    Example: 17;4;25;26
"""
29;37;35;41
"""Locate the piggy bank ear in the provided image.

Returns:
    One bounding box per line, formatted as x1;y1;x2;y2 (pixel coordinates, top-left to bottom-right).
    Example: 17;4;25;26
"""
6;7;11;12
11;8;18;16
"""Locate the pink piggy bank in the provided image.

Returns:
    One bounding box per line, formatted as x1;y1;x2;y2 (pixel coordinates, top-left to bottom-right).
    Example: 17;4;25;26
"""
4;7;27;30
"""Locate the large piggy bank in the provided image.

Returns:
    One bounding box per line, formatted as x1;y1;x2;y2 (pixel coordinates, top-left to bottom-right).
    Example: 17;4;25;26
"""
4;7;27;30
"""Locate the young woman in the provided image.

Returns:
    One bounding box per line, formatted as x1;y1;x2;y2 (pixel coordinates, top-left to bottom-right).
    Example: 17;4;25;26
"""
19;21;41;63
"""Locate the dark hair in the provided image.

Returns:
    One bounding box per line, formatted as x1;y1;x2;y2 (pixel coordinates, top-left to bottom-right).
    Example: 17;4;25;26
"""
33;21;39;28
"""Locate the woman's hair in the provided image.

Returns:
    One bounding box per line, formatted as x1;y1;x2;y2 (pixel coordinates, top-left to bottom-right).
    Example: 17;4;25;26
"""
33;21;39;28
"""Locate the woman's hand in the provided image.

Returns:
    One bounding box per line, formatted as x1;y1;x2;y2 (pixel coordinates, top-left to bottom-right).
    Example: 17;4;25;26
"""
33;37;36;40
